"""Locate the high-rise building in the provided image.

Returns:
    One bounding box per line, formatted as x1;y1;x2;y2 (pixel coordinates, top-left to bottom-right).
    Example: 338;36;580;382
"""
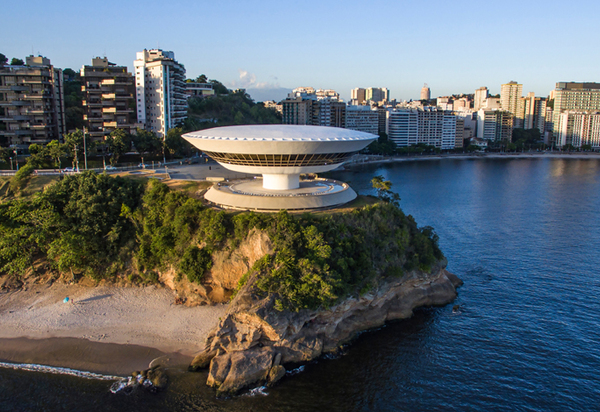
421;84;431;101
473;87;489;111
522;92;546;133
365;87;389;104
387;107;456;149
351;88;366;105
281;87;345;127
0;55;65;148
554;111;600;148
551;82;600;147
345;105;379;135
500;81;524;128
80;57;137;143
134;49;186;137
476;109;513;141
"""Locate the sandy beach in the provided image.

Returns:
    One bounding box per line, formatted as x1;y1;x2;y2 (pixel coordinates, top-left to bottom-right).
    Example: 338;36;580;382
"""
0;283;228;375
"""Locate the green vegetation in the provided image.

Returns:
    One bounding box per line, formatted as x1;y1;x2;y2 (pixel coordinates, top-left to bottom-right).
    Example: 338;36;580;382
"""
185;88;281;130
62;68;85;131
0;173;443;312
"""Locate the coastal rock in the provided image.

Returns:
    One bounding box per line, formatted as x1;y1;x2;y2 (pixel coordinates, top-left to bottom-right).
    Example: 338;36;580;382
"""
267;364;286;386
193;259;462;395
207;347;274;395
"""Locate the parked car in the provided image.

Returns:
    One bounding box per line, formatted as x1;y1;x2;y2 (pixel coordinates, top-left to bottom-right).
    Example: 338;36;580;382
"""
138;163;147;169
63;167;75;172
104;165;117;171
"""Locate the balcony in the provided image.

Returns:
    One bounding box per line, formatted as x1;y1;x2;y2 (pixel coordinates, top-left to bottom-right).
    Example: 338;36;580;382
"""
102;107;117;113
10;100;32;107
101;79;115;85
25;109;45;114
102;93;116;99
30;124;47;130
103;121;118;128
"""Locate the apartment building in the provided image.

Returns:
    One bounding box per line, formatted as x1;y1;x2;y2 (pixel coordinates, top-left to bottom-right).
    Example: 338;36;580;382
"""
184;82;214;98
350;87;366;105
551;82;600;146
421;84;431;101
500;81;524;128
476;109;513;141
365;87;389;104
0;55;65;147
473;87;489;111
554;111;600;148
281;87;345;127
387;107;456;149
134;49;186;137
522;92;546;133
80;57;137;143
345;105;379;135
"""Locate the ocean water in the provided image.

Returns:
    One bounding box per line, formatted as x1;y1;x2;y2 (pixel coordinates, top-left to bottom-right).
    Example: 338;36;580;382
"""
2;157;600;411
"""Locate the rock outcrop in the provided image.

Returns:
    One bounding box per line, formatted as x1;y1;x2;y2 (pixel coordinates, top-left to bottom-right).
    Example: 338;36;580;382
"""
190;259;462;395
159;229;273;306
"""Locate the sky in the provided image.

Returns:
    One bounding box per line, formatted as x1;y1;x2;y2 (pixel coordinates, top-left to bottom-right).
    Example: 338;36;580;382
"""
2;0;600;102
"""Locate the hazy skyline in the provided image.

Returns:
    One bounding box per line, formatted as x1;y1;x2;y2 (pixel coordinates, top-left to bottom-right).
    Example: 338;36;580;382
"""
3;0;599;102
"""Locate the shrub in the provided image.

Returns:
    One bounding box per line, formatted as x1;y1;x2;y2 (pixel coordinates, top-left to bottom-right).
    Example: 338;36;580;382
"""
180;245;212;284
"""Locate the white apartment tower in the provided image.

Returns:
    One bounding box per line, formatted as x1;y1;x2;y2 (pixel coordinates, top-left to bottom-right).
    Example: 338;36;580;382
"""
473;87;489;111
134;49;186;137
387;107;456;149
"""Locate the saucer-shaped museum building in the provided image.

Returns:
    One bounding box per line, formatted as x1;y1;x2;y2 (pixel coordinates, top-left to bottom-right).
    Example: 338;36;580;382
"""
182;125;376;211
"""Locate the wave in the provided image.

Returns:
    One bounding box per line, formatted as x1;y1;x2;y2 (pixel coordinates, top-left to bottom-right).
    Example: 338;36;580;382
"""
0;361;122;381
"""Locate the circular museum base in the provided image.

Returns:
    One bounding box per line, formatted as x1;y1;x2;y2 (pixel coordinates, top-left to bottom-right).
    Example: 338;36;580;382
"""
204;178;357;211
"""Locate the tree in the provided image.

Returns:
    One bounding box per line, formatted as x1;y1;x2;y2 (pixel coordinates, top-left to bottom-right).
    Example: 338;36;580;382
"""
195;74;208;83
371;175;400;206
26;143;47;168
0;53;7;66
46;140;67;169
210;79;229;95
63;129;85;169
105;129;131;165
165;127;192;158
10;58;24;66
132;128;161;163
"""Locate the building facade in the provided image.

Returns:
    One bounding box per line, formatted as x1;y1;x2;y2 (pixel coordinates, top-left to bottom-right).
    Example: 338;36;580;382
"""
365;87;389;104
281;88;345;127
350;87;366;105
473;87;489;111
476;109;513;141
345;105;379;135
184;82;214;98
387;107;456;149
421;84;431;101
551;82;600;146
80;57;137;143
500;81;524;128
134;49;186;137
0;56;65;148
522;92;546;133
554;111;600;148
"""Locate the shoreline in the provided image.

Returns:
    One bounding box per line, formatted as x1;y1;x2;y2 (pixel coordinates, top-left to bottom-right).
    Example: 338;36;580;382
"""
344;151;600;168
0;282;228;376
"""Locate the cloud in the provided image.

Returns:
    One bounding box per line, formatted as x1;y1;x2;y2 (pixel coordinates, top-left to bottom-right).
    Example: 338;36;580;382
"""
229;69;281;90
229;69;292;102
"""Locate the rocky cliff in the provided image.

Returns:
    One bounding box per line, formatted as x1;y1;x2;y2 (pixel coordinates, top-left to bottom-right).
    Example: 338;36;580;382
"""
190;258;462;395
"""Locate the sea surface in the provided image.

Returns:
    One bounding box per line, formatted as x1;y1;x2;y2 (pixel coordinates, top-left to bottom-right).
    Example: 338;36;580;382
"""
2;157;600;411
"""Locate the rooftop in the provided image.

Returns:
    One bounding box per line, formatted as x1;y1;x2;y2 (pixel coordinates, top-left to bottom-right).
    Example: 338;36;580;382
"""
183;125;377;142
